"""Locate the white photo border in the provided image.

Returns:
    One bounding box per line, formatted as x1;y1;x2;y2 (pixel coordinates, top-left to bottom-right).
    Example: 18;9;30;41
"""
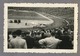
4;3;78;53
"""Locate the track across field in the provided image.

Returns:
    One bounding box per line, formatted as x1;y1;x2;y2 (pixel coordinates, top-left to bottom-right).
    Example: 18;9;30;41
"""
8;10;53;28
8;10;68;31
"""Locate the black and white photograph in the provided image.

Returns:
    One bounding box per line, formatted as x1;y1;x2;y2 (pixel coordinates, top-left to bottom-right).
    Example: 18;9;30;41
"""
4;3;78;53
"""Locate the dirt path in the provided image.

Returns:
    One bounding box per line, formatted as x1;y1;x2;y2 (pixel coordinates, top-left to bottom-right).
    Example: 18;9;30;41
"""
39;12;68;28
35;12;54;24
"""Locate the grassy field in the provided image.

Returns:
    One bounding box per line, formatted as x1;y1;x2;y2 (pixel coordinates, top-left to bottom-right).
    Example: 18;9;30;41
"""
8;7;74;23
8;7;74;32
8;10;48;20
